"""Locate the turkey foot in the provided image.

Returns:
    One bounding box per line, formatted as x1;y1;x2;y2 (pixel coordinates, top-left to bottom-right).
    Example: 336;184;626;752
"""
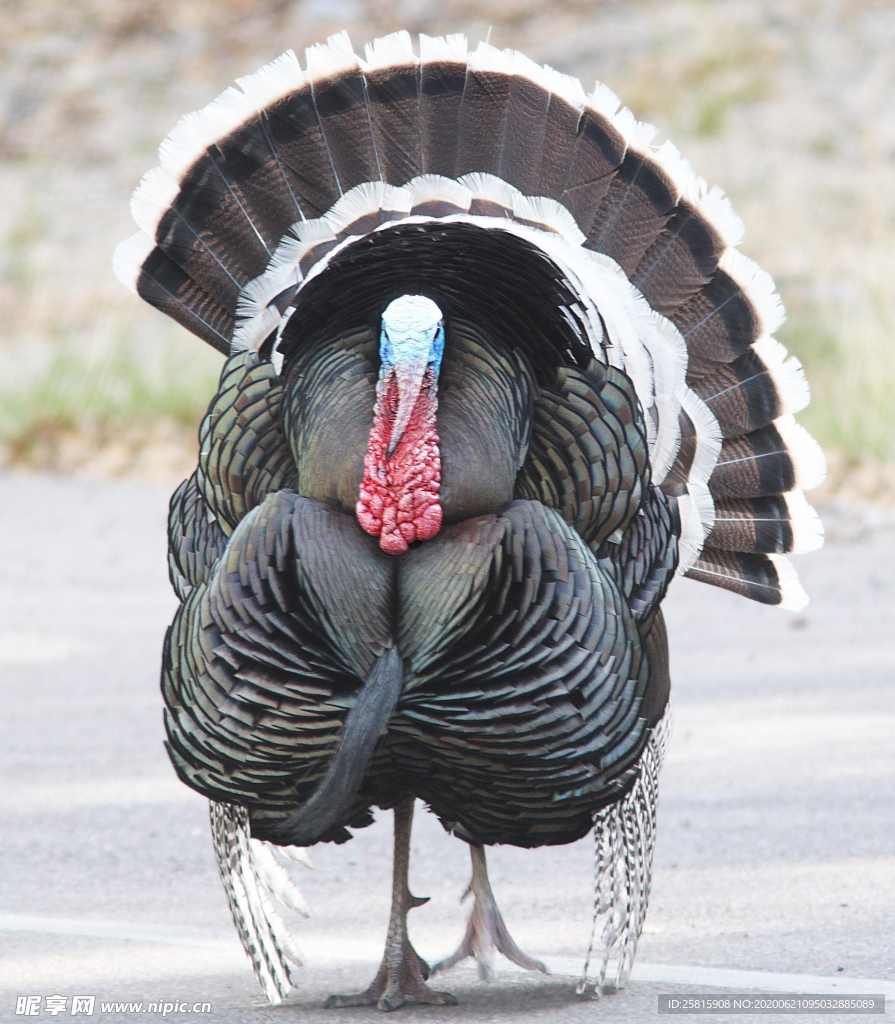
432;844;548;981
325;798;457;1011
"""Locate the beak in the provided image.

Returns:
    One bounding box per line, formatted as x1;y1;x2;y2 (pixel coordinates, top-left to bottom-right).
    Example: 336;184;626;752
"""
387;356;430;457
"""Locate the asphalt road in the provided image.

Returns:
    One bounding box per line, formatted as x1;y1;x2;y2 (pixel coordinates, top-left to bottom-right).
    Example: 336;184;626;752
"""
0;472;892;1024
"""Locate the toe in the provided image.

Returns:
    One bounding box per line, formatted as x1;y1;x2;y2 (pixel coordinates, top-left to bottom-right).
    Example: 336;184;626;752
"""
377;993;406;1012
424;990;458;1006
324;993;376;1008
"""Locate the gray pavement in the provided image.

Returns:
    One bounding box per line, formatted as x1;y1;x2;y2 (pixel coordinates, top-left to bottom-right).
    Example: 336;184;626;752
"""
0;472;892;1024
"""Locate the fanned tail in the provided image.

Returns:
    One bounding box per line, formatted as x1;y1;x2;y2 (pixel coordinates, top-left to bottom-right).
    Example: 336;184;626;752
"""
115;29;824;606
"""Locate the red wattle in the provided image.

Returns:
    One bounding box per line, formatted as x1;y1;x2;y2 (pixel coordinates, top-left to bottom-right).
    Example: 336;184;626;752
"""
356;372;442;555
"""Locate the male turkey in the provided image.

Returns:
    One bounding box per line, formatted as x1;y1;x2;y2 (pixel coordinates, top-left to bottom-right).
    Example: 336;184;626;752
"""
115;30;824;1010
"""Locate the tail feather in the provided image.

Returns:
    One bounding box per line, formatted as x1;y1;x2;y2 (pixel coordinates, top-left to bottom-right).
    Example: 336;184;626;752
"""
558;104;626;235
537;81;586;200
674;269;764;374
685;548;808;610
362;32;423;185
707;492;824;555
131;158;268;308
456;43;515;178
631;200;725;318
201;121;301;249
237;56;315;224
710;417;825;500
498;65;551;194
691;336;810;438
306;33;382;194
174;154;275;278
115;235;233;353
418;33;468;177
152;211;245;311
585;151;677;275
262;80;342;218
157;87;296;268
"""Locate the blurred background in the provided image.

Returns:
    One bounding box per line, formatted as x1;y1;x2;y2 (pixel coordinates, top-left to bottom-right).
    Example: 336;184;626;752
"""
2;0;894;497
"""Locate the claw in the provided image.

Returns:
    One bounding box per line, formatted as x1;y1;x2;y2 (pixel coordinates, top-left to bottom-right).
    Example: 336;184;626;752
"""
325;939;457;1011
433;844;547;981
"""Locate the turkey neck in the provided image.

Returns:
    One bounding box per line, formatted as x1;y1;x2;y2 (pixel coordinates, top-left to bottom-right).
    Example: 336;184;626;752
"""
285;322;536;532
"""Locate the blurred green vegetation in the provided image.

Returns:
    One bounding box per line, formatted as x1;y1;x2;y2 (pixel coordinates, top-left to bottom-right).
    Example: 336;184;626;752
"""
782;299;895;465
0;337;219;436
0;330;221;469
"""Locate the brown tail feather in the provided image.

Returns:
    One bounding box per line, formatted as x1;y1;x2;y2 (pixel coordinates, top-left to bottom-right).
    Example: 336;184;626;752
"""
558;106;626;234
263;86;343;217
136;247;234;354
497;73;551;194
631;201;725;318
419;49;467;177
308;65;381;193
584;151;676;275
456;64;513;178
537;90;585;199
364;61;422;185
685;547;807;609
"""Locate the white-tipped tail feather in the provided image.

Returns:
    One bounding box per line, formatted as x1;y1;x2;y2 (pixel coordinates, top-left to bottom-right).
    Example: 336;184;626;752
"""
541;63;588;112
775;415;827;492
512;193;587;245
362;30;416;71
404;173;473;212
676;387;723;569
783;490;825;553
719;248;786;338
587;80;622;121
753;335;811;416
676;492;709;573
113;232;156;293
131;166;181;239
466;40;517;78
608;103;658;154
768;554;809;612
651;141;745;248
682;387;724;499
237;50;306;112
324;181;412;235
159;87;256;183
418;32;468;64
304;30;359;86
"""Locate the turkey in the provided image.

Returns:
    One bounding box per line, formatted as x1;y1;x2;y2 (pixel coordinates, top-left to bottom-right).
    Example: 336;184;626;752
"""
114;30;825;1010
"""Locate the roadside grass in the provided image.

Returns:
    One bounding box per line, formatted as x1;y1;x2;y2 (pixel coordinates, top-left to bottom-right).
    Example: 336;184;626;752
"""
783;303;895;467
0;322;222;480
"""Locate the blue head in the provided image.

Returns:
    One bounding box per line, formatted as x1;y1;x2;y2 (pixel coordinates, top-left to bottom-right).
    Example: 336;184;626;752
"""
379;295;445;455
380;295;444;374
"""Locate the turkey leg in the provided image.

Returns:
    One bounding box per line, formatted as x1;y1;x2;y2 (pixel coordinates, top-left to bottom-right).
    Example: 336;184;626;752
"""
325;797;457;1011
432;844;548;981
